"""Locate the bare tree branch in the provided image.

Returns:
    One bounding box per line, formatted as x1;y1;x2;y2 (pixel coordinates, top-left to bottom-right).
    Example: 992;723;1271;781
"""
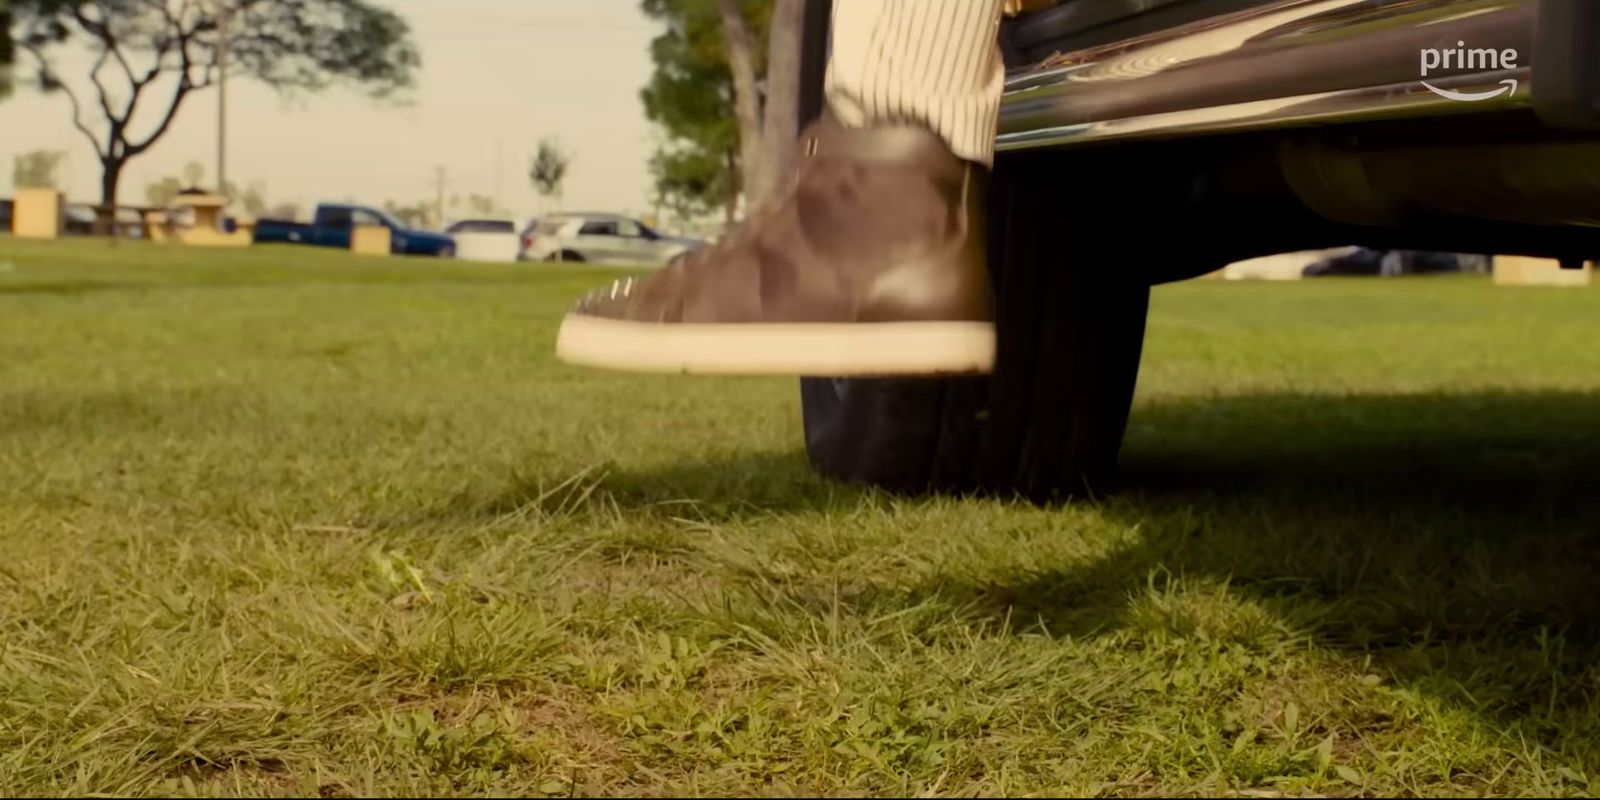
18;40;106;156
93;1;147;89
86;47;119;122
123;80;191;156
68;5;106;38
124;20;200;156
21;0;417;206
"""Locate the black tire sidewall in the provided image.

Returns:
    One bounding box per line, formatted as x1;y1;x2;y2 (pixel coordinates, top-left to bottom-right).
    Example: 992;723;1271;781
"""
801;153;1152;499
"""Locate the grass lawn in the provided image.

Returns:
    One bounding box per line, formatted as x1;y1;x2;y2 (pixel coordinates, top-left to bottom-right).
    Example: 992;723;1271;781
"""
2;237;1599;797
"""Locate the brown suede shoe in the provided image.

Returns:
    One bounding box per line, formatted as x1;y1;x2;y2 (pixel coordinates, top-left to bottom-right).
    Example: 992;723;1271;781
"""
555;117;994;376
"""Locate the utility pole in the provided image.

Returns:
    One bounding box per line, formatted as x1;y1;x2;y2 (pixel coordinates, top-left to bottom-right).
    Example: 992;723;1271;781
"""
493;138;504;215
216;0;231;197
432;166;448;229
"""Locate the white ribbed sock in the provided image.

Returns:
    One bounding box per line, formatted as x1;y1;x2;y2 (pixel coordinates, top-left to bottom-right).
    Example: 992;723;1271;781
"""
825;0;1007;166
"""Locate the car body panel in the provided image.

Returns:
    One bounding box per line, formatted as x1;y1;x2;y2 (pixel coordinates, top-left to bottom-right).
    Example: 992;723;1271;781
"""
253;203;456;257
997;0;1537;151
520;213;705;266
446;219;520;262
979;0;1600;277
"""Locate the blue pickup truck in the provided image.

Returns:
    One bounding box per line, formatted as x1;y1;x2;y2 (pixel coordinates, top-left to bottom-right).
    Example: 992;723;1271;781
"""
253;203;456;257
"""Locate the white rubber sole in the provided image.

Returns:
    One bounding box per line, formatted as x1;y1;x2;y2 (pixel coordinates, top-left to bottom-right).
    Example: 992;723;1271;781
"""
556;315;996;376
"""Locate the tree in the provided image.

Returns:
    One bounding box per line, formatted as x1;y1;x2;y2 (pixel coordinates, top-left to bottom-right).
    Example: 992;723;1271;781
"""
723;0;806;209
760;0;803;189
13;149;67;189
649;144;729;223
146;162;268;215
12;0;419;209
1;8;14;99
383;199;431;229
1;0;69;100
441;192;505;221
529;138;570;212
264;201;299;220
144;175;183;206
464;193;502;218
716;0;800;207
640;0;750;222
143;160;202;206
715;0;766;206
639;0;801;221
232;180;267;217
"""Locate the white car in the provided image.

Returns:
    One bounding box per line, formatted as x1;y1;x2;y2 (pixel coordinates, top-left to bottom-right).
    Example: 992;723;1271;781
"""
444;218;520;263
519;213;704;267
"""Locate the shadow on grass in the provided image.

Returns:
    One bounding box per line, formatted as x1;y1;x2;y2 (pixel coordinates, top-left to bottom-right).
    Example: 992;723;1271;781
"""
482;387;1600;529
0;280;167;296
463;388;1600;753
1119;390;1600;526
903;389;1600;754
458;449;867;523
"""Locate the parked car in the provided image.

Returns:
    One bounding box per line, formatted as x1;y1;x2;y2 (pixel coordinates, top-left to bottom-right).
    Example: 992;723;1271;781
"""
794;0;1600;499
63;204;97;236
444;219;515;236
520;213;704;266
254;203;455;257
1302;248;1468;277
517;217;539;255
444;218;520;262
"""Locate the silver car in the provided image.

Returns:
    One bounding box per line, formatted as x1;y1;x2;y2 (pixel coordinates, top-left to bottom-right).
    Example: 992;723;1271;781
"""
519;213;705;267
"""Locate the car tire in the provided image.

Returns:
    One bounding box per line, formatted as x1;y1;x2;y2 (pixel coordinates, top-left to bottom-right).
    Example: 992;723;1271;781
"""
800;151;1151;500
439;245;456;259
558;250;586;263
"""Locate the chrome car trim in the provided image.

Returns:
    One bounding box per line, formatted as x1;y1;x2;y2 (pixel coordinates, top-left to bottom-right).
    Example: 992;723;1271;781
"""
998;0;1536;150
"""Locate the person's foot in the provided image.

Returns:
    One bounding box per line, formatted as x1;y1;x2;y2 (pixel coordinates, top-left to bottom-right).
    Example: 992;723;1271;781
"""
555;117;995;376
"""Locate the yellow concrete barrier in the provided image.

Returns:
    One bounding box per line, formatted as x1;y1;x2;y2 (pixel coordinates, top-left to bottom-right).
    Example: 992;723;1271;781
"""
1493;256;1593;287
351;225;392;256
142;209;171;243
169;194;252;247
13;188;64;239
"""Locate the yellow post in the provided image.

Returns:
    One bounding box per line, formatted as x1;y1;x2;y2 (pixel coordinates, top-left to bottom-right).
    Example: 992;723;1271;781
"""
13;188;65;239
142;209;171;243
169;194;252;247
350;225;392;256
1492;256;1592;287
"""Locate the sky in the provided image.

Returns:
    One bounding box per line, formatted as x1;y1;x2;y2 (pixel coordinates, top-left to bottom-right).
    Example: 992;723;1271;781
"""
0;0;660;222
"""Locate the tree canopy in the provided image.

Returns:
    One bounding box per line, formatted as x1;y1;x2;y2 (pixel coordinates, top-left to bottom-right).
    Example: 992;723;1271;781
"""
144;161;269;217
639;0;770;222
2;1;68;99
10;0;419;207
12;148;67;189
640;0;801;224
529;138;571;211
